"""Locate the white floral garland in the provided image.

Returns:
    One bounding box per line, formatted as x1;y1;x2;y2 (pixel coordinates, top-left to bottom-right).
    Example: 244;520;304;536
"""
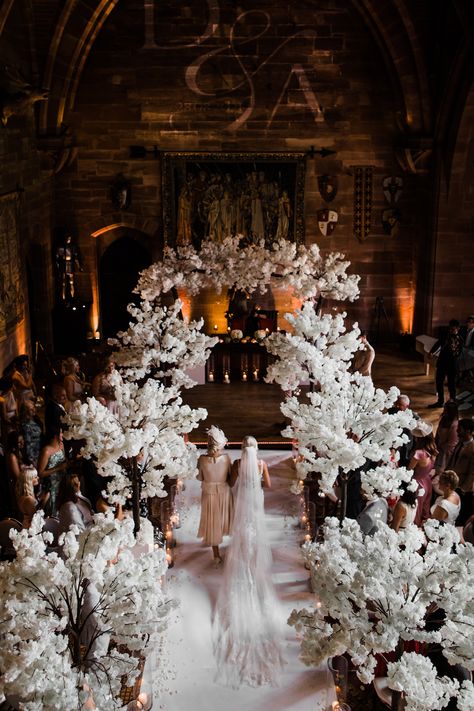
136;236;360;301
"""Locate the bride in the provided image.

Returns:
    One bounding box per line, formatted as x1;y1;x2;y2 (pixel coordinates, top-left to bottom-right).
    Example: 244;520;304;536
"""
212;436;285;687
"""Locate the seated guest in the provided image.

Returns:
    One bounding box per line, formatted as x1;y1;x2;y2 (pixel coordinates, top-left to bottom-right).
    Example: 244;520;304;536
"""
44;383;67;433
390;483;418;532
57;471;93;536
430;470;461;524
92;356;120;415
19;400;43;467
408;421;437;526
63;357;86;408
11;355;36;405
37;428;68;516
447;418;474;526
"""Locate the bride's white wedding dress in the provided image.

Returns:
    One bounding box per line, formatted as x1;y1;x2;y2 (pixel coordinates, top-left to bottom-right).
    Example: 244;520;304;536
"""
212;445;285;687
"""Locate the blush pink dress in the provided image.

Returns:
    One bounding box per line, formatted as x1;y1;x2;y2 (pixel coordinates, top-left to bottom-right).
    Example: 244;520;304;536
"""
197;453;234;546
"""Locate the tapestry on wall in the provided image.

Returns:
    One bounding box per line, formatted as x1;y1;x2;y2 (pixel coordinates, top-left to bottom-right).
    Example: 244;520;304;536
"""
353;166;373;242
162;152;306;248
0;193;24;342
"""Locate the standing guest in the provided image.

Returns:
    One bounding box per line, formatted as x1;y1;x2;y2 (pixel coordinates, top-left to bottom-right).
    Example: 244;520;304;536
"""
37;428;68;516
15;464;46;528
350;331;375;377
356;493;388;536
11;355;36;405
459;315;474;380
430;470;461;525
390;483;418;532
197;426;234;567
19;400;43;467
408;421;437;526
5;430;26;484
44;383;67;433
63;357;86;408
0;376;18;435
57;472;94;536
447;418;474;526
434;401;459;477
92;356;120;415
428;319;463;407
388;394;415;467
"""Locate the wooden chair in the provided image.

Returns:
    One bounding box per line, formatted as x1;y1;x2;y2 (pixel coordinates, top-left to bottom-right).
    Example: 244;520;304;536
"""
42;516;61;548
0;518;23;560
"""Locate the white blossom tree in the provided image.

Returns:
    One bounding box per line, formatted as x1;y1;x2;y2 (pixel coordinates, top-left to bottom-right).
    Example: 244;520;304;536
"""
288;518;474;711
64;299;216;531
265;304;415;506
0;513;175;711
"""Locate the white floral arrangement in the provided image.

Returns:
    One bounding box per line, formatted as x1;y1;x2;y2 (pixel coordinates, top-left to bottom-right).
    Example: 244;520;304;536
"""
230;329;243;341
254;329;267;341
0;513;175;710
289;479;304;496
289;518;474;708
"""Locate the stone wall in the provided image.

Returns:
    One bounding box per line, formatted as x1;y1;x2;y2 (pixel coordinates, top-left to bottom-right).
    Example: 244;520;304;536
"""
56;0;431;340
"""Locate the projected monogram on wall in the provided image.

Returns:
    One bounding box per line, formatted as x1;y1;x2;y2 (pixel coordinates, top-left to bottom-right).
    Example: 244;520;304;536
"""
142;2;325;131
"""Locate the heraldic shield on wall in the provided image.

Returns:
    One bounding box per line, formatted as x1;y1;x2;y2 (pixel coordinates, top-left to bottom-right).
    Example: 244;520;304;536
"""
382;207;401;236
382;176;403;204
317;208;338;236
318;174;338;203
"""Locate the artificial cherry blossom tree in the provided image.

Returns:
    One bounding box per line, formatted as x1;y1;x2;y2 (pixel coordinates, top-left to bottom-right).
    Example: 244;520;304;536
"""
0;513;174;711
64;299;216;532
265;304;415;506
288;518;474;711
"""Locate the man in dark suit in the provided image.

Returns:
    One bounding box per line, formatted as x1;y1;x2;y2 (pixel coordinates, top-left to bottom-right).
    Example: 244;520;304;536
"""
428;319;463;407
447;418;474;525
44;383;67;433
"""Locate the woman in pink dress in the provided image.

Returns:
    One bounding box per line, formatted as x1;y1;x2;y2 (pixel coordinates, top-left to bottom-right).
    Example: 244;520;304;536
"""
197;426;234;567
408;421;438;525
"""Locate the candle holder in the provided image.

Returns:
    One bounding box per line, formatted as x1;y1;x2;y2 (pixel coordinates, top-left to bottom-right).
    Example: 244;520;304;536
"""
223;371;230;384
252;368;259;382
208;371;215;382
241;370;248;382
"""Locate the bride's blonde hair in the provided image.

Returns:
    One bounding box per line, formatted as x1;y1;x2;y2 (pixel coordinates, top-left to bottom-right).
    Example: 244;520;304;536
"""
241;435;258;450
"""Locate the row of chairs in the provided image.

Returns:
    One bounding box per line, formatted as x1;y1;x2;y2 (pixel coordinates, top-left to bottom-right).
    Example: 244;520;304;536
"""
0;517;60;559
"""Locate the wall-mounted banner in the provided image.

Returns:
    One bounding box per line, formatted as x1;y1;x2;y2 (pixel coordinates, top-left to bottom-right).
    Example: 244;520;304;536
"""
382;207;401;236
382;175;403;204
317;174;338;203
353;166;373;242
317;208;338;236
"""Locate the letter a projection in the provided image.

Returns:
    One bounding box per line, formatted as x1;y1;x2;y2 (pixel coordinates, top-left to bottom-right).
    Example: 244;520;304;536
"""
267;64;324;128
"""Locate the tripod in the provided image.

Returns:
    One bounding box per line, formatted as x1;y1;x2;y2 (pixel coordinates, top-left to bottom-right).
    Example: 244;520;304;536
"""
372;296;390;344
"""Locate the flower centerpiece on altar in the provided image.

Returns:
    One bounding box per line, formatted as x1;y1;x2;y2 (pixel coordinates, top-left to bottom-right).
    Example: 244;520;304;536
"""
230;329;243;342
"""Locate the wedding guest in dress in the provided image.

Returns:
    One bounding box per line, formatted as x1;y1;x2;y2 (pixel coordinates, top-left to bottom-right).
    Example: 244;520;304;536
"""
350;331;375;377
430;470;461;525
197;426;233;567
11;355;36;405
0;376;18;437
37;428;68;516
447;418;474;526
57;472;94;536
390;484;418;532
19;400;43;467
63;357;86;408
408;421;437;526
92;356;120;415
15;464;47;528
434;401;459;479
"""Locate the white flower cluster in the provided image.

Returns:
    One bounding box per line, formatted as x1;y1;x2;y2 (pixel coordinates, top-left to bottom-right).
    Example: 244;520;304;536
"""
0;513;175;710
266;304;415;497
64;297;213;505
136;236;360;302
387;653;474;711
289;519;474;706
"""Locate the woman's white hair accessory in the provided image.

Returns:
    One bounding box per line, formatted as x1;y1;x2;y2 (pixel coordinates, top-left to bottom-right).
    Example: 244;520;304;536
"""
207;425;227;450
411;420;432;438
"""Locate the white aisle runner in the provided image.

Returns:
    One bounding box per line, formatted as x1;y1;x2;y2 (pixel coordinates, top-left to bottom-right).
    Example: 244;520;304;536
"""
155;451;333;711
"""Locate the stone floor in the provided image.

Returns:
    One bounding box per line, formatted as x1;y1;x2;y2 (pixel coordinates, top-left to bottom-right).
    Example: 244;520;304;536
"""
182;347;474;443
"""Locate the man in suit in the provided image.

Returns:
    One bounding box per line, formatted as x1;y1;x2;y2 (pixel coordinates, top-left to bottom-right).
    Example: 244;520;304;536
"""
447;418;474;525
428;319;463;407
44;383;67;433
460;315;474;381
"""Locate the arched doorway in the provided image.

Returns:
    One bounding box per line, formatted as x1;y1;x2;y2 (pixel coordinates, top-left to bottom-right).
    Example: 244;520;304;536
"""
99;236;152;338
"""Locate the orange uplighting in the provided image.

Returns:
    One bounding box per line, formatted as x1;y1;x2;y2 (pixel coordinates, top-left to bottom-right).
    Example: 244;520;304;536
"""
394;277;415;333
176;288;192;322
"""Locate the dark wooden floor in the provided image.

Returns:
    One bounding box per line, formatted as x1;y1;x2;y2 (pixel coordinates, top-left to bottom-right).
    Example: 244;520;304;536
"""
182;347;473;444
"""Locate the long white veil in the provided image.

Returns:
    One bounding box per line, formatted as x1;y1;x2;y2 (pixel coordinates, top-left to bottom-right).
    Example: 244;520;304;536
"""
212;441;285;687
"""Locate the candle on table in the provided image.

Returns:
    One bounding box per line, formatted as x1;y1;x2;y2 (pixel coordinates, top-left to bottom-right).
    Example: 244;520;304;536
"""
224;372;230;383
208;371;214;382
242;371;248;382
